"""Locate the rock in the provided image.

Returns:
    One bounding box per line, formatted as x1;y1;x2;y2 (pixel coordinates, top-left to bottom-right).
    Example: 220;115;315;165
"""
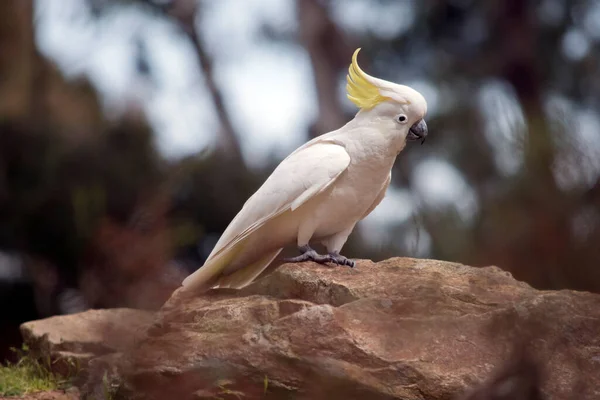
458;349;544;400
112;258;600;400
19;258;600;399
0;388;79;400
20;308;154;377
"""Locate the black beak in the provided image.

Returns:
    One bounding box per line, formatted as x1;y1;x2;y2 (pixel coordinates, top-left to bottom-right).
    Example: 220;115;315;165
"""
407;119;428;145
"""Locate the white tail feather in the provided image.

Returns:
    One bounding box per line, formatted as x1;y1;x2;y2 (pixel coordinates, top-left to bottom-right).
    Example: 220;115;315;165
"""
180;242;244;293
216;248;282;289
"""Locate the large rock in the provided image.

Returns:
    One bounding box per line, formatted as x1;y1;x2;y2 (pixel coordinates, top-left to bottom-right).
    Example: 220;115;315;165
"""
20;308;154;377
0;389;80;400
115;258;599;399
20;258;600;399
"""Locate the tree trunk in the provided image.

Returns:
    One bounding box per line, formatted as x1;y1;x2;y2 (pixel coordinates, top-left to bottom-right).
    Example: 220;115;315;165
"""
0;0;35;119
297;0;352;138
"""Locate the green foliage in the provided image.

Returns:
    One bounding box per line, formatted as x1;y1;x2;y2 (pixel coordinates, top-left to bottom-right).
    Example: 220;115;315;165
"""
0;344;71;396
0;114;165;290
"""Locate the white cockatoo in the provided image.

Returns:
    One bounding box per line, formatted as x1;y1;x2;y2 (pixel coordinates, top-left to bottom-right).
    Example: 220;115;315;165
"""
180;48;428;293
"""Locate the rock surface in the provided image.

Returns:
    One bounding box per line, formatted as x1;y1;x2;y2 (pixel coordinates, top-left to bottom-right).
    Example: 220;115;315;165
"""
21;258;600;399
20;308;154;377
0;389;80;400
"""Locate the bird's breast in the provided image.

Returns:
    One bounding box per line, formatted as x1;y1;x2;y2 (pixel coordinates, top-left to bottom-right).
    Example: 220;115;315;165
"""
310;156;394;238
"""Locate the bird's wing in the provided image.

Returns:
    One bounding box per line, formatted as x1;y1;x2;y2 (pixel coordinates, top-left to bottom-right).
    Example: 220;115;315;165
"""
181;141;350;291
360;171;391;220
209;140;351;259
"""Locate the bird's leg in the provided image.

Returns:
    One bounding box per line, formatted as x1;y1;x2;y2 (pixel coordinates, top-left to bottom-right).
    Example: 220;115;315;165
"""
327;251;355;268
284;244;331;264
322;227;355;268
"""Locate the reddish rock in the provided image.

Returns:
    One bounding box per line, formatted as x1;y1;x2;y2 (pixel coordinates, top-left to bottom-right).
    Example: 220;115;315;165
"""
0;389;79;400
20;308;154;377
20;258;600;399
117;258;600;399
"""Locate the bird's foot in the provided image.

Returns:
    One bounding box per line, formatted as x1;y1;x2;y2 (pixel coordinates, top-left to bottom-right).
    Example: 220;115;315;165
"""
328;252;355;268
284;245;331;264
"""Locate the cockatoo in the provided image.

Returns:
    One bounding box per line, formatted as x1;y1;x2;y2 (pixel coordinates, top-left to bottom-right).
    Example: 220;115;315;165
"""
181;48;428;293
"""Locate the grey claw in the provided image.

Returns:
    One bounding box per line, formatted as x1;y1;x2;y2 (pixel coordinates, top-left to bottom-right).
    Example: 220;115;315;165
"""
328;253;355;268
284;249;331;264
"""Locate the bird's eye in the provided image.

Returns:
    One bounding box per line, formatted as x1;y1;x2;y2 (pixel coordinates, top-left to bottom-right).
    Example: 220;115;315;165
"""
397;114;407;123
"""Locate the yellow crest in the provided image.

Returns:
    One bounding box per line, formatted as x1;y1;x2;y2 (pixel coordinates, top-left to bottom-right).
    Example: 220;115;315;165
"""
346;48;388;109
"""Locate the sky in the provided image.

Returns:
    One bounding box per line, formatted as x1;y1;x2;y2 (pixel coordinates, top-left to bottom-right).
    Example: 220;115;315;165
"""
34;0;316;163
33;0;434;164
31;0;600;257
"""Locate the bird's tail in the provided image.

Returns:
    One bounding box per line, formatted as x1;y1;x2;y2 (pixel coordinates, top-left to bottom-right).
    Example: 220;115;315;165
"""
180;243;243;293
180;243;282;293
216;248;282;289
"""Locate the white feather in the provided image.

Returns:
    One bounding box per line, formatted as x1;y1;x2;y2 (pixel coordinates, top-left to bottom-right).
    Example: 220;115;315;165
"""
181;140;351;292
179;49;429;294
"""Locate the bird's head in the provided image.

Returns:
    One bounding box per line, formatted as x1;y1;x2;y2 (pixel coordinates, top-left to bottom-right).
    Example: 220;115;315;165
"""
347;48;428;144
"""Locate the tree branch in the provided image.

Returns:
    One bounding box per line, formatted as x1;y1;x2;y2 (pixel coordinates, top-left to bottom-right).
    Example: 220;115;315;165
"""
152;0;244;162
296;0;352;138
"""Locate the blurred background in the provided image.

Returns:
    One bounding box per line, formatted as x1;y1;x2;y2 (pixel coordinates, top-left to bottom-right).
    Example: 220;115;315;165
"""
1;0;599;359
